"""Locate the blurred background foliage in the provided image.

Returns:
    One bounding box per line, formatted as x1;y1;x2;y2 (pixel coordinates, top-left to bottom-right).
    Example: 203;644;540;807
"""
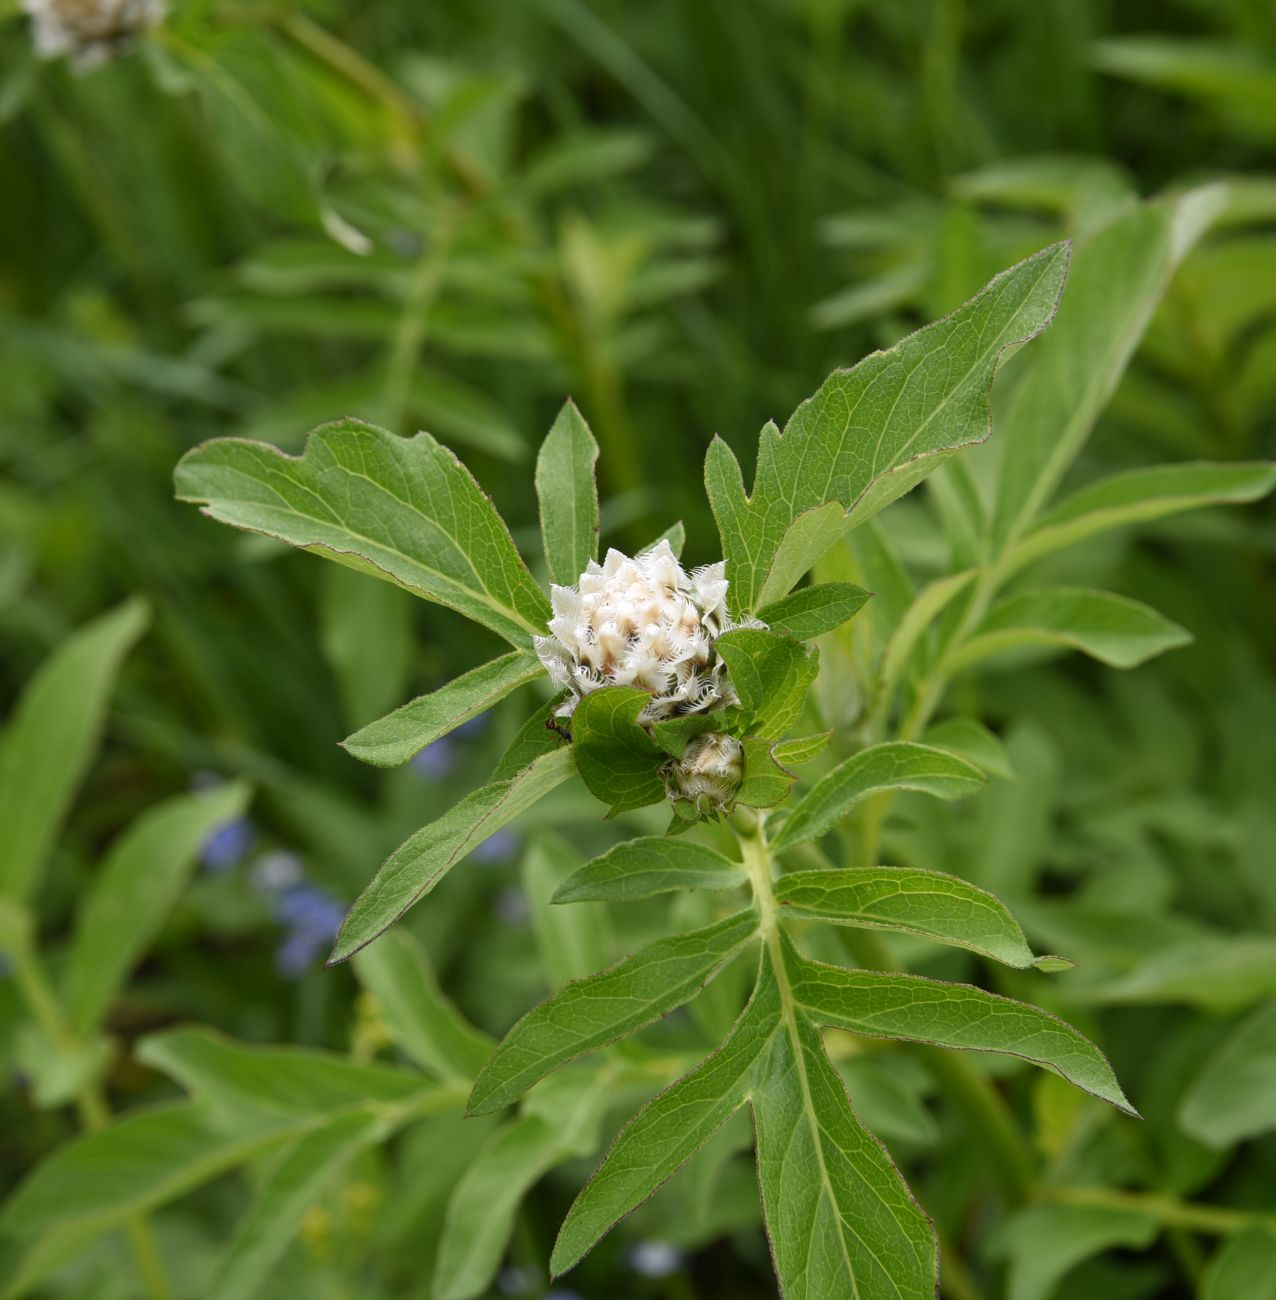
0;1;1274;1297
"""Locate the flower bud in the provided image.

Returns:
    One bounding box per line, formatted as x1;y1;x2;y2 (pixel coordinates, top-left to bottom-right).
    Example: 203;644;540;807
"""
535;539;745;723
662;732;744;815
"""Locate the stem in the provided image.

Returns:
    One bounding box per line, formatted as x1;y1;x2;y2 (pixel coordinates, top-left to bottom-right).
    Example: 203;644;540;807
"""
9;943;174;1300
1044;1186;1276;1238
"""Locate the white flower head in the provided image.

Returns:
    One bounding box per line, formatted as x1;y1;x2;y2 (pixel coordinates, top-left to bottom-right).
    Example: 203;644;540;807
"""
23;0;164;68
662;732;744;815
535;539;749;724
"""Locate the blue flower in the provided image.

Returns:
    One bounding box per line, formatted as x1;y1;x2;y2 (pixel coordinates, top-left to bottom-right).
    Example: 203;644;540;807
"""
273;883;346;978
201;818;255;872
471;828;520;863
411;736;458;779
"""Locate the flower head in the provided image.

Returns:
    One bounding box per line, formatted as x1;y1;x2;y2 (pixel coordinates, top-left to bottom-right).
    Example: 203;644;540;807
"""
535;539;744;723
22;0;164;67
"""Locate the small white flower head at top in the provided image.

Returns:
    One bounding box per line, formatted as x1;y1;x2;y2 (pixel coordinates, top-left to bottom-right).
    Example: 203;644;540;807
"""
535;539;745;724
662;731;744;815
23;0;164;68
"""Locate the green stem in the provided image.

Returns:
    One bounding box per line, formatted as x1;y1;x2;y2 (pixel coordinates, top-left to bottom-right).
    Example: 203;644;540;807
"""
1044;1186;1276;1238
9;944;174;1300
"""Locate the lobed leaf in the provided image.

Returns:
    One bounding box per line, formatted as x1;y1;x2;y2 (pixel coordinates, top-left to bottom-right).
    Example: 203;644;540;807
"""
777;866;1062;969
706;243;1069;613
535;399;600;586
789;948;1136;1114
341;649;545;767
950;587;1191;672
467;909;759;1115
175;419;550;648
0;598;148;903
773;742;985;851
754;582;870;642
552;837;746;904
329;745;576;964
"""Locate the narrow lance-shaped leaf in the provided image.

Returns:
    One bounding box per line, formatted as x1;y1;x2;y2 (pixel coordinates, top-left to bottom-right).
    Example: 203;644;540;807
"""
990;187;1226;547
330;745;576;964
750;951;938;1300
208;1112;381;1300
64;781;252;1036
553;837;746;905
467;909;759;1115
919;717;1015;781
437;1072;607;1300
948;587;1191;673
754;582;870;642
0;597;148;903
777;867;1066;969
790;948;1136;1114
773;742;986;852
341;649;545;768
351;930;494;1082
175;419;550;648
1004;460;1276;576
536;399;600;586
706;243;1068;613
551;960;780;1276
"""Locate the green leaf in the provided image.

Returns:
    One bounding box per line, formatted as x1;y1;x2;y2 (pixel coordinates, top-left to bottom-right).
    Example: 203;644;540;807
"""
63;781;252;1036
920;717;1015;780
990;190;1225;547
1179;1002;1276;1148
552;836;746;904
0;597;148;903
341;649;545;767
1005;461;1276;575
571;686;667;815
319;564;413;730
754;583;870;641
706;243;1068;613
1201;1229;1276;1300
491;703;569;781
771;732;831;767
522;833;613;986
467;909;759;1115
352;929;494;1082
535;399;600;586
950;587;1191;672
995;1203;1159;1300
751;952;937;1300
777;867;1063;969
735;738;798;810
330;745;576;964
174;419;550;648
136;1026;429;1116
713;629;817;741
436;1072;608;1300
551;963;779;1276
790;949;1136;1114
876;568;977;707
0;1102;298;1298
208;1112;381;1300
1081;936;1276;1012
773;742;986;851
